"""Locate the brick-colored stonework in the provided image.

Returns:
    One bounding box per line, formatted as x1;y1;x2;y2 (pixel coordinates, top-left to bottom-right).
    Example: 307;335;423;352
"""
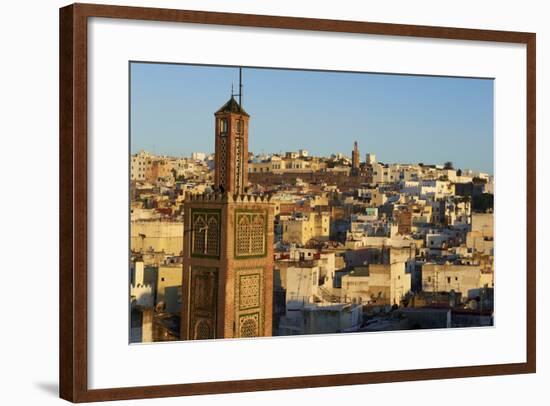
181;96;274;340
214;97;249;195
181;194;275;339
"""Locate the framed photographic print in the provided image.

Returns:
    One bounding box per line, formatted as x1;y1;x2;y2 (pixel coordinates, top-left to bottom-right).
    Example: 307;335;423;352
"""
59;3;536;402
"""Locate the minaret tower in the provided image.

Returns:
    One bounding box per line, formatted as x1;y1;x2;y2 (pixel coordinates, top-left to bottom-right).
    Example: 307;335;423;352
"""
214;97;249;194
181;68;274;341
351;141;360;174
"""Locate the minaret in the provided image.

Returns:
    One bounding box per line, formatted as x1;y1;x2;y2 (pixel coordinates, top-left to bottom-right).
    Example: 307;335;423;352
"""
214;98;249;194
181;69;274;341
352;141;360;171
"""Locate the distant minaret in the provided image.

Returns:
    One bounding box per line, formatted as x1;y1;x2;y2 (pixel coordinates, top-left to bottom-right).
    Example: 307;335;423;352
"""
352;141;360;170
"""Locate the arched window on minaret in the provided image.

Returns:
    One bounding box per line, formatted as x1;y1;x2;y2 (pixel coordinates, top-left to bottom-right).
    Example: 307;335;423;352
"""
236;214;250;256
220;118;228;135
192;215;207;255
206;216;219;256
236;119;243;135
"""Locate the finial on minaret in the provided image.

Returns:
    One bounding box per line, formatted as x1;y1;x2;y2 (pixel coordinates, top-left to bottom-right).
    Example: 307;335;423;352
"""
230;68;244;109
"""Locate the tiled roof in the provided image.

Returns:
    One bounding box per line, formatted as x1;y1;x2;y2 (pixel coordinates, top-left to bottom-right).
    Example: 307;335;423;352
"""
215;97;249;117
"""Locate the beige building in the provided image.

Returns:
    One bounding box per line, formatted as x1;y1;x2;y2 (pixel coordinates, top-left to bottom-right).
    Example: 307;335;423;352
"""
285;264;320;305
248;155;325;174
157;264;183;314
341;262;411;305
275;249;340;295
146;159;173;183
370;190;387;206
282;212;330;245
466;213;494;255
130;220;184;255
421;263;493;297
131;150;152;181
278;302;362;335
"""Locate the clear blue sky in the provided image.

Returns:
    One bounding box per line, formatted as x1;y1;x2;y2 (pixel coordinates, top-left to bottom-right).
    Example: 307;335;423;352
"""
130;62;494;173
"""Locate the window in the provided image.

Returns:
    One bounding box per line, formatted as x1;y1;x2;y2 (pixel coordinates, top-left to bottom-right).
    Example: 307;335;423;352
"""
235;212;266;257
236;119;243;134
220;118;228;135
207;216;219;256
191;210;220;257
447;277;451;283
192;215;207;254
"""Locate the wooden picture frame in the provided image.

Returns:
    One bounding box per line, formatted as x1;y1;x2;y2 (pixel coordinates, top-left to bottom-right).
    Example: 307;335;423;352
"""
59;3;536;402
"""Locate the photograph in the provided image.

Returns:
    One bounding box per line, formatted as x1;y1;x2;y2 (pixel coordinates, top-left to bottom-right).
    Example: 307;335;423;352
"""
129;63;495;343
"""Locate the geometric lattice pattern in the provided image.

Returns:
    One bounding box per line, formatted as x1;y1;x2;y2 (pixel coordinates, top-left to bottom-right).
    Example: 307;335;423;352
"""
235;137;242;193
239;313;259;338
238;273;260;310
219;135;227;191
235;211;266;258
192;215;206;254
250;214;265;253
194;319;213;340
207;216;219;256
234;268;263;338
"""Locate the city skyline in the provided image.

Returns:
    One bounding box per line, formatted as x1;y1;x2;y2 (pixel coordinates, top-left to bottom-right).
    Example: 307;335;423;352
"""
130;62;495;343
130;63;494;174
131;149;489;178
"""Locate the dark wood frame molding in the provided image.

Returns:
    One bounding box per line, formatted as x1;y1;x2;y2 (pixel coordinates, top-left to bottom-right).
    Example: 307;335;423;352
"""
59;3;536;402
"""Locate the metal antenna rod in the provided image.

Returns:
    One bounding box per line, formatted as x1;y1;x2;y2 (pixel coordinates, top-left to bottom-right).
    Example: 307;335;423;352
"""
239;67;243;107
